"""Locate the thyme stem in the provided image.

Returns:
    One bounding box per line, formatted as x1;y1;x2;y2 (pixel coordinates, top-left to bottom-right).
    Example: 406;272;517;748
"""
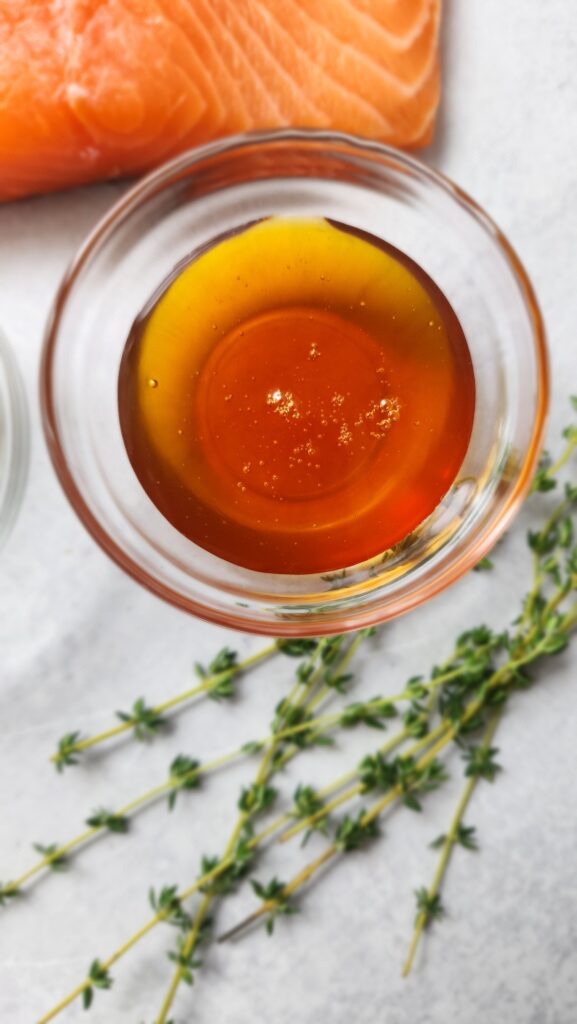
51;643;277;765
402;710;503;977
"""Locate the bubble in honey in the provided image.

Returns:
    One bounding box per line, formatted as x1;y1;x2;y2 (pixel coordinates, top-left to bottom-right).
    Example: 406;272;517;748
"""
267;389;300;419
338;423;353;446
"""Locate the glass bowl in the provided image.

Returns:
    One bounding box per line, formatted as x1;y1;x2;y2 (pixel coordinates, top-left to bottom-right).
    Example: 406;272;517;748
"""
0;327;28;548
41;130;548;636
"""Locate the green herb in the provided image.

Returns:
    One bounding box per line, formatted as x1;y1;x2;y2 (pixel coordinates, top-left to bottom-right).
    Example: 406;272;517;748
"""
32;843;68;873
241;740;265;755
53;732;84;772
462;744;502;781
251;877;297;934
116;698;167;741
291;784;328;844
149;886;192;931
2;743;270;902
222;410;577;945
473;555;494;571
403;711;502;975
276;639;319;657
85;809;129;834
152;636;340;1023
50;642;278;767
194;647;239;701
198;835;254;898
195;646;238;677
167;756;201;810
340;698;398;729
19;405;577;1023
431;823;478;851
0;883;19;906
334;812;379;852
166;933;204;985
358;752;399;793
413;888;444;926
238;783;277;815
82;960;112;1010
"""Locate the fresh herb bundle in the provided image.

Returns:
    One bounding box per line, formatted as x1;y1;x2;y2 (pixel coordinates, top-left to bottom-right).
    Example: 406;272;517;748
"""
2;404;577;1023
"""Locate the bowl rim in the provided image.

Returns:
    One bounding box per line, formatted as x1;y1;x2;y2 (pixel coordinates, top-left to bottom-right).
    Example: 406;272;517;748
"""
0;326;29;548
40;128;548;636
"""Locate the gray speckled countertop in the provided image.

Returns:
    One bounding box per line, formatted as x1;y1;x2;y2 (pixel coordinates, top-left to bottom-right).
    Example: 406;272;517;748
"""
1;3;577;1022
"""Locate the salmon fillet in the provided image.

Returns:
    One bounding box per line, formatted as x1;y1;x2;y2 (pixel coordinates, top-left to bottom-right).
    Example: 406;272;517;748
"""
0;0;441;201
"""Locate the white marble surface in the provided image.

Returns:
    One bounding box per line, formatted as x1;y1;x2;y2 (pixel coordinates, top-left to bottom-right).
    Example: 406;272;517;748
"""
1;3;577;1022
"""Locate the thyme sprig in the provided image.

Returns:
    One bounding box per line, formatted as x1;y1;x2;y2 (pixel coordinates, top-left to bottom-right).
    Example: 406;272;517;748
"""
1;747;244;901
3;637;393;907
402;710;502;975
35;634;379;1022
16;403;577;1021
219;420;577;942
250;877;298;935
153;636;340;1024
51;642;278;768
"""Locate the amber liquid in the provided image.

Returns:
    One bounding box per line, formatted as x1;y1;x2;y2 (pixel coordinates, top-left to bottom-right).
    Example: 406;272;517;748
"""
119;218;475;574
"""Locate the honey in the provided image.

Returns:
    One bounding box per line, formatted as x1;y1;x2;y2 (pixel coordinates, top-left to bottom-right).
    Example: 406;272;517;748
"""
118;218;475;574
